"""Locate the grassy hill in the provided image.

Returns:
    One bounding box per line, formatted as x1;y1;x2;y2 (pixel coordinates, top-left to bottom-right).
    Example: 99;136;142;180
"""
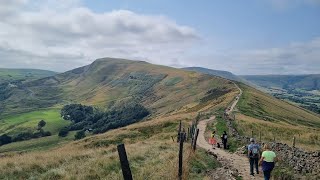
241;74;320;115
0;58;237;116
183;67;247;83
235;83;320;150
0;68;56;83
241;74;320;90
1;60;319;179
0;58;237;179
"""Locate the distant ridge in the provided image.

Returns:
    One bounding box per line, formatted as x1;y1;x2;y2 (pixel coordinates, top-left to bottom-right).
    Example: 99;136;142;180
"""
0;68;57;82
241;74;320;90
0;58;237;116
182;67;250;84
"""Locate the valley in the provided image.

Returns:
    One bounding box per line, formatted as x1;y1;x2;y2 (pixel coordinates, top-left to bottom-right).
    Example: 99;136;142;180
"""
0;58;240;179
0;59;319;179
241;74;320;115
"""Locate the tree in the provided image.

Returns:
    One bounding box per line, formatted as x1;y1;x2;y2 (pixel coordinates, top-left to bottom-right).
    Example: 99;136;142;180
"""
58;127;69;137
74;131;86;140
0;134;12;146
38;120;46;130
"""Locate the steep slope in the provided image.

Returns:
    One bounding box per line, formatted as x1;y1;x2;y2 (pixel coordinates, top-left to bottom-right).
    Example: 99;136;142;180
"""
0;58;237;116
241;74;320;90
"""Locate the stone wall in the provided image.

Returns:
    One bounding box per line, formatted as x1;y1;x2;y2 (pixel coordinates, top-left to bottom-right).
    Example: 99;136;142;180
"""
224;114;320;176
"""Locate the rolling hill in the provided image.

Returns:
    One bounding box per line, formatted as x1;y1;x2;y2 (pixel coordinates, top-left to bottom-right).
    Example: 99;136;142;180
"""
236;83;320;150
0;58;237;117
241;74;320;90
0;58;239;179
183;67;320;150
0;68;56;83
0;59;319;179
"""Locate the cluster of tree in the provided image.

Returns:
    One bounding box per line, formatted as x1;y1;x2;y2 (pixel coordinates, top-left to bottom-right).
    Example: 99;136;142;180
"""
0;120;51;146
0;82;11;101
59;103;150;140
0;134;11;146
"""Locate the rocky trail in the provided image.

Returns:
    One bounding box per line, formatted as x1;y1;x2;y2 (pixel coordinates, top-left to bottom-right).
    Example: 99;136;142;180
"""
196;83;263;180
197;118;263;180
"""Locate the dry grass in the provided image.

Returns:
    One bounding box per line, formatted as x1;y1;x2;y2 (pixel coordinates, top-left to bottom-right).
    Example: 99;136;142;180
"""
0;60;241;179
236;83;320;151
0;96;233;180
235;113;320;151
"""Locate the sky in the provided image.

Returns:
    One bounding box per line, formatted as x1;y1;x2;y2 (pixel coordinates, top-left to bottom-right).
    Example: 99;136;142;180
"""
0;0;319;75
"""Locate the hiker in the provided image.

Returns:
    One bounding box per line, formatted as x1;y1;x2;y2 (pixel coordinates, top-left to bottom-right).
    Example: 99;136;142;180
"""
209;130;216;148
221;131;228;149
182;128;186;142
259;143;277;180
248;138;260;176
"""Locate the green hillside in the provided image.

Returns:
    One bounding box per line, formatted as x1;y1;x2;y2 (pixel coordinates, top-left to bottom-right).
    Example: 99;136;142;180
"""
236;83;320;150
0;58;237;116
0;58;237;140
0;68;56;83
0;58;238;179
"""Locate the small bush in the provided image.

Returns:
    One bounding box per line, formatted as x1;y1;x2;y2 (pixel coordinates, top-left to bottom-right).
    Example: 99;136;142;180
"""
74;131;86;140
58;127;69;137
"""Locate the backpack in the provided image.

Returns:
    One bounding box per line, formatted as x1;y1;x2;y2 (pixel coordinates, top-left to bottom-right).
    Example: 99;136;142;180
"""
250;145;259;158
223;134;227;140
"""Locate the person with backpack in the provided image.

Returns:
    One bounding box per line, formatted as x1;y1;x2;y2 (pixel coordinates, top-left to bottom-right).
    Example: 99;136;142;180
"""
259;143;277;180
248;138;260;176
222;131;228;149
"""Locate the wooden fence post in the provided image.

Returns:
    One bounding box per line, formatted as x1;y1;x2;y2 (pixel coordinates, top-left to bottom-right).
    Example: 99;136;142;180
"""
193;129;200;151
117;144;133;180
259;131;261;142
178;133;184;180
177;120;182;142
187;127;190;140
293;136;296;148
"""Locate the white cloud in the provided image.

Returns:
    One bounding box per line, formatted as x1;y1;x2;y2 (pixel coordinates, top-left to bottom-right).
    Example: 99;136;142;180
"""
0;0;199;71
183;37;320;75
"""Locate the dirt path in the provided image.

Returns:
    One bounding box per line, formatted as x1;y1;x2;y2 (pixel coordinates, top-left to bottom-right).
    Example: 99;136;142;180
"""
197;118;263;180
196;83;263;180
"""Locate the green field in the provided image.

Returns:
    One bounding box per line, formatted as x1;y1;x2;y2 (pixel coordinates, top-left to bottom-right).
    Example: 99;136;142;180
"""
0;109;70;136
